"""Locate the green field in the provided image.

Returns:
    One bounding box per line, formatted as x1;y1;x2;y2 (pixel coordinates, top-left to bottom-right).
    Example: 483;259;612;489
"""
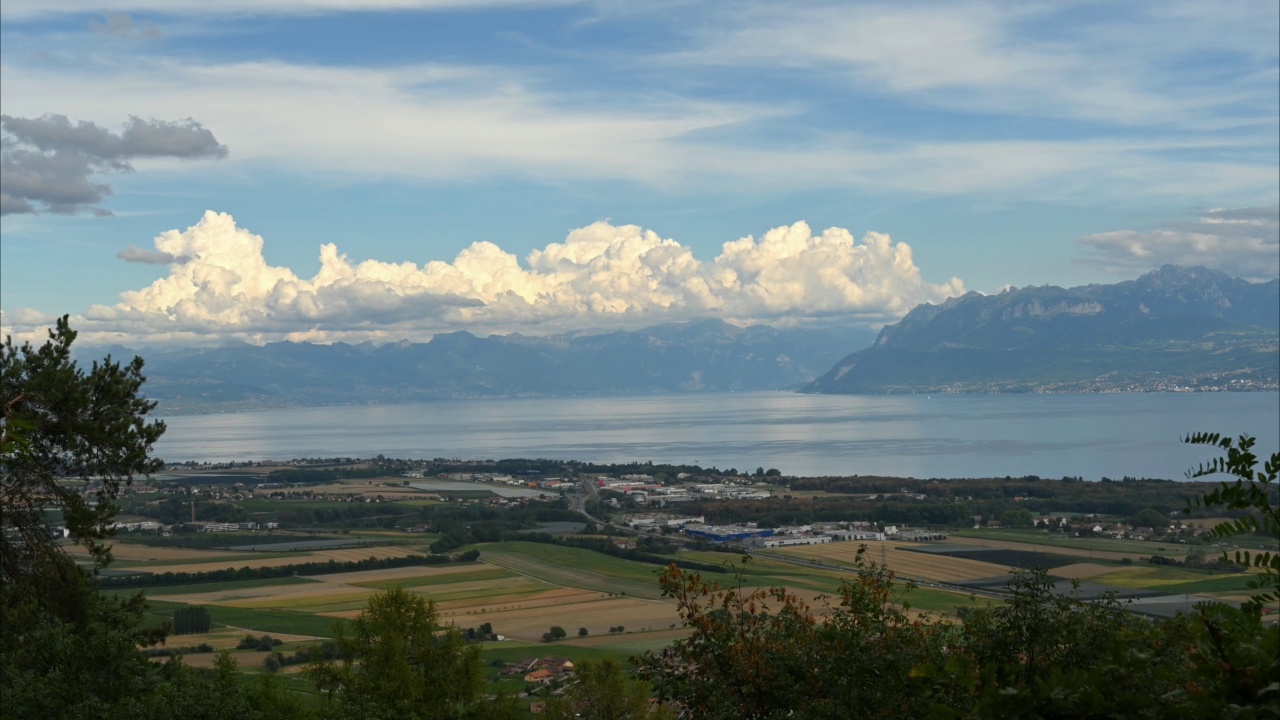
952;529;1189;557
108;575;321;596
475;542;671;599
675;549;850;593
144;599;349;637
1089;566;1258;593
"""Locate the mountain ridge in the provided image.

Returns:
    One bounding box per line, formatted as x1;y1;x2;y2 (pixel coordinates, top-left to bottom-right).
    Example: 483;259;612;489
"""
806;265;1278;394
82;320;877;413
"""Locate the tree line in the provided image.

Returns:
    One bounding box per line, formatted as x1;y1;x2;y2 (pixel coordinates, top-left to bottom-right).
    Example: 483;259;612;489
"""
96;550;479;590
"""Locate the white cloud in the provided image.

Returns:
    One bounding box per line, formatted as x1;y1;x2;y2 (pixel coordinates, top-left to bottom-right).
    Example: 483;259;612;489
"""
1;211;964;344
2;55;1272;204
0;0;576;20
0;59;761;187
677;2;1279;131
1078;206;1279;281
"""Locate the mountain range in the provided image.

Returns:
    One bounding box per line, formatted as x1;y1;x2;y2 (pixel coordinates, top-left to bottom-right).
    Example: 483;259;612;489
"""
77;265;1278;411
804;265;1279;394
85;320;876;413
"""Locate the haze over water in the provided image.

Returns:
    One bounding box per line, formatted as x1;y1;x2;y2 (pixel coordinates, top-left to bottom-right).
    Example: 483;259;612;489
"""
156;392;1279;480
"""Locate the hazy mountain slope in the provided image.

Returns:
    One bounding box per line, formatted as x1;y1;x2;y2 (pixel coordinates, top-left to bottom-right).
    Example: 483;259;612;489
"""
88;320;876;412
804;265;1279;394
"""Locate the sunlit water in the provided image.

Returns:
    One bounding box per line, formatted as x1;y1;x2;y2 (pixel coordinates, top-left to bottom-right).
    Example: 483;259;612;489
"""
155;392;1279;480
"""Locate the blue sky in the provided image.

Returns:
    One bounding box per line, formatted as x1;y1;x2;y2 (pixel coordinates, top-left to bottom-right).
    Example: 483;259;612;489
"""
1;0;1276;345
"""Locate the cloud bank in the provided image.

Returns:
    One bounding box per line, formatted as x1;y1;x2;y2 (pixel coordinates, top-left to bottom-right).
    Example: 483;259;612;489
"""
0;114;227;216
3;211;964;345
1078;206;1279;281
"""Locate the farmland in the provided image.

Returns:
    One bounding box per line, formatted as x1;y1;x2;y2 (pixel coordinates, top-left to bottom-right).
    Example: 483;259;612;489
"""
78;464;1272;716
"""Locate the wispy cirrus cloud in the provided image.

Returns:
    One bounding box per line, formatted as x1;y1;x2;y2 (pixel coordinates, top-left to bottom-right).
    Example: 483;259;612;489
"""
669;2;1279;132
0;57;1272;204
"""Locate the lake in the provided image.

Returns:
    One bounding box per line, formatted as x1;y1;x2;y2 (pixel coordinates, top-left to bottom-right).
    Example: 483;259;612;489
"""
154;392;1279;480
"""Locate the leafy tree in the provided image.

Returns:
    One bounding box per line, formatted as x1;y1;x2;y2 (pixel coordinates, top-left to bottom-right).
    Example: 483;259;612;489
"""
1184;432;1280;612
306;587;519;720
173;606;212;635
998;508;1034;528
1;321;306;718
639;550;949;719
578;627;589;637
1;317;164;592
543;657;670;720
1133;507;1170;530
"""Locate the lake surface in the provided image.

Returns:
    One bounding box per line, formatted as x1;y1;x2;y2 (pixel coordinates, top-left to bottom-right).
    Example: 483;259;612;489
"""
154;392;1279;480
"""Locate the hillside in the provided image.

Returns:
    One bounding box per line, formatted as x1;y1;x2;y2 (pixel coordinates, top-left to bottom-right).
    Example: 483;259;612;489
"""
804;265;1279;394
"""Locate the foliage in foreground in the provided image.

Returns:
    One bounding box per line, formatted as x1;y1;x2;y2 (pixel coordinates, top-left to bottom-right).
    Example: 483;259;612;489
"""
639;556;1279;719
635;431;1280;719
1184;432;1280;612
306;586;521;720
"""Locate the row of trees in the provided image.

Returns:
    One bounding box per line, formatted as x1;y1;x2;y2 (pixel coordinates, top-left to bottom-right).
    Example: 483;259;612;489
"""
98;550;477;589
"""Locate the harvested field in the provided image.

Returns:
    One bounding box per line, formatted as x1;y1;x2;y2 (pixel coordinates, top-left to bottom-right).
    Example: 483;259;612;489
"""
182;650;271;669
314;546;421;562
136;554;326;574
70;543;247;562
412;578;547;604
443;593;678;642
157;628;321;650
568;627;689;649
225;539;383;552
355;566;515;590
318;562;488;584
163;583;375;610
773;542;1011;583
131;545;419;574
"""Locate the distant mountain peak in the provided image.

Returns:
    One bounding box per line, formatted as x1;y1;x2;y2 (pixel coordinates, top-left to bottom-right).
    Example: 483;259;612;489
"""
806;266;1278;395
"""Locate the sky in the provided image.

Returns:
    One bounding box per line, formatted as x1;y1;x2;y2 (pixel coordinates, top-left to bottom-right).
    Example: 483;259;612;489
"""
1;0;1277;346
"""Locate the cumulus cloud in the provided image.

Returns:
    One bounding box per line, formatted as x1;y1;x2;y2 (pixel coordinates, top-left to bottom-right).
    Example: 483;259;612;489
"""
1078;206;1279;281
0;114;227;216
3;211;963;345
117;245;190;265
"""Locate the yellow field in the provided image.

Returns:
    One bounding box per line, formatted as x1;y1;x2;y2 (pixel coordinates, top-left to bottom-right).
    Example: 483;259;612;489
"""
140;554;328;574
1050;563;1118;580
950;537;1148;562
319;562;483;584
69;543;247;562
131;545;423;574
315;546;421;562
773;542;1011;583
435;588;681;642
160;628;323;649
